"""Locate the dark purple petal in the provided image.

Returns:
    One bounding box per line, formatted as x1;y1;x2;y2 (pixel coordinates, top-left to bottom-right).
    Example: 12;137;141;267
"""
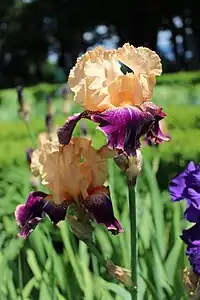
140;102;170;144
188;248;200;275
84;193;123;234
169;161;196;202
57;112;88;145
185;202;200;223
181;224;200;275
92;107;153;156
15;191;67;239
181;223;200;248
57;102;168;155
92;103;169;156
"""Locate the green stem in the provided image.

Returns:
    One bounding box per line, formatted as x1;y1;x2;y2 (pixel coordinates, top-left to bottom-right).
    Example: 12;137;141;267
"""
86;240;132;290
18;253;24;300
86;241;106;266
128;183;137;299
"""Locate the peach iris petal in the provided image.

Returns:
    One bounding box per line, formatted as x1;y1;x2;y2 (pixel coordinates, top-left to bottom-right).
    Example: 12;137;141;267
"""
68;43;162;111
117;43;162;101
68;47;122;111
31;138;108;203
108;73;143;107
78;138;108;187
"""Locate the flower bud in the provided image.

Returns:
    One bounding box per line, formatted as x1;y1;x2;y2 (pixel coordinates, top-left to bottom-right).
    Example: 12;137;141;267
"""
106;261;132;288
114;150;143;186
183;268;199;299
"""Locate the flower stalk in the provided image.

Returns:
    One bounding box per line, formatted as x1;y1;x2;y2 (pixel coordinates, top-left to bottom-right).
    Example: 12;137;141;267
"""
86;240;132;289
128;183;138;299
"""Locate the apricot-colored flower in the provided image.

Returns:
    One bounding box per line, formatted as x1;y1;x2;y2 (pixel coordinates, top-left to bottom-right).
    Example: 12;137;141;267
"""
15;138;122;238
58;43;169;155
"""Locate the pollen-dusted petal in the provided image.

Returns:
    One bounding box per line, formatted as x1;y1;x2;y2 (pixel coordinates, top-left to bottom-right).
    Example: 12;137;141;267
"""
117;43;162;100
15;191;67;239
68;47;122;111
84;192;123;234
91;106;153;155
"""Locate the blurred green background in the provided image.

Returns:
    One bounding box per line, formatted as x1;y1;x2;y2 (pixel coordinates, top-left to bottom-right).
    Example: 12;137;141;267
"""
1;1;200;298
0;72;199;299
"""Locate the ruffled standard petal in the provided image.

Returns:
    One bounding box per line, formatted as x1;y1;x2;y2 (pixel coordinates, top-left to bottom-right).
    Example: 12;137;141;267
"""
68;47;122;111
117;43;162;100
181;224;200;275
84;192;123;234
169;161;196;202
15;191;67;239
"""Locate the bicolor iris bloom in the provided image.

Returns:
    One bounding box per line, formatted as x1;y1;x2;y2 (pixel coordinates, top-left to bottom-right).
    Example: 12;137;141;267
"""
169;161;200;275
15;138;123;239
58;43;169;155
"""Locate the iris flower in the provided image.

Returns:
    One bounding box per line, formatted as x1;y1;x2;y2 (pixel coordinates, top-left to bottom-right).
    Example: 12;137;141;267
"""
169;161;200;275
169;161;200;223
58;43;169;155
15;138;122;238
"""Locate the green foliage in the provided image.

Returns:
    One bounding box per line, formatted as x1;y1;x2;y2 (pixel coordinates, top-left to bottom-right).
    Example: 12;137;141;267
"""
157;71;200;85
0;81;196;299
0;102;200;190
0;155;188;300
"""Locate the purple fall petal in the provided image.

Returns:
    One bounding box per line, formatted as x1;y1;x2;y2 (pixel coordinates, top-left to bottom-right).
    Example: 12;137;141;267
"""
57;102;169;155
57;112;89;145
169;161;196;202
84;193;123;234
181;224;200;275
15;191;67;239
181;223;200;248
92;107;153;156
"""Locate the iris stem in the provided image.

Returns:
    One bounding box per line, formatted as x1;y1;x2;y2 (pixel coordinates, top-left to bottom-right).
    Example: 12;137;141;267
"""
86;241;132;289
86;241;106;266
18;252;24;300
128;183;138;300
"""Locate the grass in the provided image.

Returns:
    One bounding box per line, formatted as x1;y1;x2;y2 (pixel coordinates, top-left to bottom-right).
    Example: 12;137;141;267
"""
0;84;190;299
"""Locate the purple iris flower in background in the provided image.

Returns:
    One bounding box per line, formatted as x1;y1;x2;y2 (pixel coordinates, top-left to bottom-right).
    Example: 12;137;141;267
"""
169;161;200;275
181;223;200;275
169;161;200;223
